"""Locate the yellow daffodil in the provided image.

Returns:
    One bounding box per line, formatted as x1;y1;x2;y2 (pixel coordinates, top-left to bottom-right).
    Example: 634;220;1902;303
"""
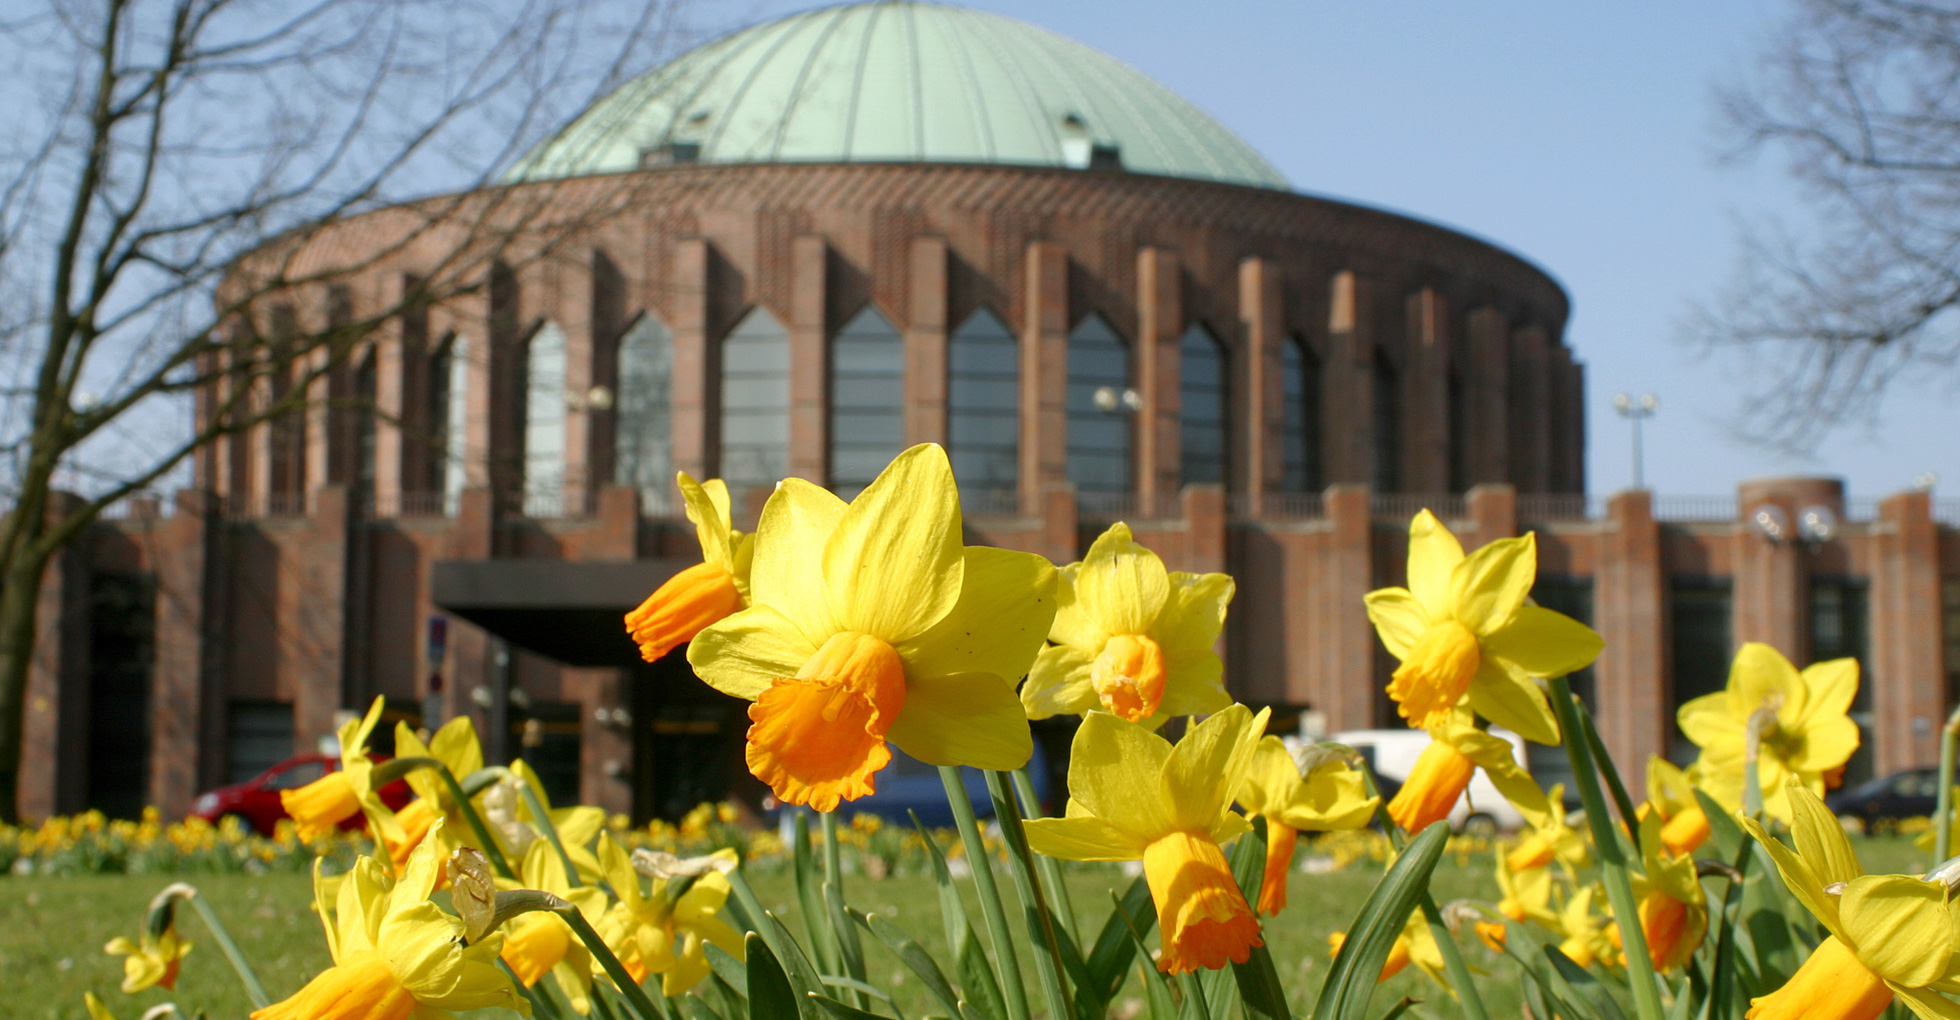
1386;710;1549;834
1504;787;1589;873
104;928;191;993
84;993;117;1020
1328;927;1410;983
497;841;608;1013
1642;756;1711;856
1679;642;1860;823
1555;886;1616;970
280;697;403;847
591;836;744;996
253;823;526;1020
383;717;486;869
1365;511;1602;743
1024;705;1269;974
1326;912;1443;986
1626;813;1707;973
1493;847;1559;930
1020;523;1233;726
688;444;1056;811
1234;737;1378;915
626;474;754;662
1741;779;1960;1020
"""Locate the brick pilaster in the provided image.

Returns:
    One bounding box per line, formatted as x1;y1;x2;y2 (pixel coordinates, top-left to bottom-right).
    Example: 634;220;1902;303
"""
1594;490;1667;796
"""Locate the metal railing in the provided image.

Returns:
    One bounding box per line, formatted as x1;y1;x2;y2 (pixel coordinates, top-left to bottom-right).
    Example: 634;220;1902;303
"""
1224;492;1325;520
1075;491;1137;521
1371;493;1466;522
960;490;1023;517
1516;493;1602;523
1651;496;1736;522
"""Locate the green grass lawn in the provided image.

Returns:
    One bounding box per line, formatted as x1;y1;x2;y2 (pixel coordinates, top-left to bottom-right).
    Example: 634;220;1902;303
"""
0;834;1934;1020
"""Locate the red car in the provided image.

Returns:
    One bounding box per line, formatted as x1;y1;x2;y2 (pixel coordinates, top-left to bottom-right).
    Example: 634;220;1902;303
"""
189;754;413;837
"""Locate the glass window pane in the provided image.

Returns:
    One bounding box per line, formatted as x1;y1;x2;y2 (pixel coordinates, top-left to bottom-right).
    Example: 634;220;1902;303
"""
524;322;568;516
614;315;674;512
1373;353;1399;493
721;308;791;488
1669;579;1733;765
1281;338;1320;492
948;308;1020;493
829;306;906;490
1067;314;1131;495
1179;324;1228;487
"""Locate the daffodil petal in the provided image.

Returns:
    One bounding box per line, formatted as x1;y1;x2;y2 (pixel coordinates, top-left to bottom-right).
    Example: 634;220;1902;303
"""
899;546;1056;684
748;478;847;638
1045;563;1104;651
1364;588;1428;660
1164;705;1266;832
1074;524;1170;637
1481;605;1602;679
1020;644;1097;720
1152;572;1234;655
1067;711;1173;840
1791;716;1861;774
1894;988;1960;1020
1405;510;1465;620
1789;781;1863;885
1677;692;1742;750
1157;647;1230;717
885;672;1033;770
1729;642;1808;725
679;472;733;571
1464;660;1559;745
1449;534;1535;634
1024;816;1147;861
823;444;965;642
1741;815;1843;938
686;604;820;701
1205;810;1254;849
1840;874;1956;987
1797;657;1859;728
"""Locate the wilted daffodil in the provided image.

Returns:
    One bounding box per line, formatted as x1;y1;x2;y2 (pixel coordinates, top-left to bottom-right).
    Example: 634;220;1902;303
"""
1365;511;1602;743
498;841;608;1013
253;825;525;1020
626;474;753;663
1020;523;1233;726
688;444;1056;811
1627;813;1707;973
1679;642;1859;823
592;836;744;995
104;928;191;993
1235;737;1378;915
1742;780;1960;1020
384;717;485;868
1385;709;1548;834
280;697;402;846
1642;756;1711;857
1504;788;1588;873
1024;705;1268;974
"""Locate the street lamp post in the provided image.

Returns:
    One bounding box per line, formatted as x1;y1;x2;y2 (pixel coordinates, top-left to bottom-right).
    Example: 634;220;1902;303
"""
1612;392;1659;490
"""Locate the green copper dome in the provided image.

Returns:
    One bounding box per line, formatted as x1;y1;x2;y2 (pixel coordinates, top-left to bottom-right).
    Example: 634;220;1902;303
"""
507;1;1289;190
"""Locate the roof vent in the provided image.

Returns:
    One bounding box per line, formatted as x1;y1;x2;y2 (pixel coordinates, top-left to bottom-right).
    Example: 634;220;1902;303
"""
1060;113;1092;169
1087;143;1122;171
638;142;701;168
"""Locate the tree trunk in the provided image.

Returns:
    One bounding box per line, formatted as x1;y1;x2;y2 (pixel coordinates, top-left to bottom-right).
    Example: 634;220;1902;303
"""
0;546;53;824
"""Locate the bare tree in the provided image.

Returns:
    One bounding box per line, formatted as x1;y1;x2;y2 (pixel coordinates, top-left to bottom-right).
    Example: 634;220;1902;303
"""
1699;0;1960;452
0;0;687;821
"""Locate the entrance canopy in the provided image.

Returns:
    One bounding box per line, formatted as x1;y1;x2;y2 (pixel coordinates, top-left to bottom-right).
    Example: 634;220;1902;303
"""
431;559;687;667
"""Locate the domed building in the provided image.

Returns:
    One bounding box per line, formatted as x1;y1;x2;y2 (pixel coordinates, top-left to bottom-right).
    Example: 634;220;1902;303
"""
23;2;1954;824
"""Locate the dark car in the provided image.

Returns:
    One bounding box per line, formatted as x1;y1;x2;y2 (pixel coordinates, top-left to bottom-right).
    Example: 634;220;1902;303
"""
1827;767;1939;832
765;745;1053;830
189;753;413;837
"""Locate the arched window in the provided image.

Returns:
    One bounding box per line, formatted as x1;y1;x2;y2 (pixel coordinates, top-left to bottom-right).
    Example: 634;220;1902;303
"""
947;308;1018;493
1066;314;1131;495
1373;351;1399;493
720;307;790;489
524;322;568;517
1281;337;1320;492
614;314;674;511
1179;324;1228;486
829;306;905;494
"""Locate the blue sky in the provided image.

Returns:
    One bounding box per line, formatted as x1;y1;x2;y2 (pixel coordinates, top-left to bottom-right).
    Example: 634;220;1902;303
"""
730;0;1959;499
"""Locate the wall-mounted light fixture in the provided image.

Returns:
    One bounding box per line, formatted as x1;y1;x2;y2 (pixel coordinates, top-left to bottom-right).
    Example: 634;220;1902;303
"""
1750;503;1791;544
1797;504;1837;545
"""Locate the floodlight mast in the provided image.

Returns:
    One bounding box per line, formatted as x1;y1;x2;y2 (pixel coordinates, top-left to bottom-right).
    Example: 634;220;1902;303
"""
1612;392;1659;490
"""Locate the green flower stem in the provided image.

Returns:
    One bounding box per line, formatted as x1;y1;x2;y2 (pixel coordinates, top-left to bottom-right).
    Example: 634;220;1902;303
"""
1936;706;1960;861
500;958;562;1020
1183;970;1215;1020
173;888;270;1008
985;769;1075;1020
561;903;669;1020
1548;674;1666;1020
939;765;1033;1020
1009;766;1080;942
514;777;584;889
724;860;793;967
1353;772;1491;1020
1577;705;1640;837
439;765;516;880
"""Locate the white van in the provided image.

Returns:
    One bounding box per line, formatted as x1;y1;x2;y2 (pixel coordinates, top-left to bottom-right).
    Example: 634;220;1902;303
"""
1321;727;1532;834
